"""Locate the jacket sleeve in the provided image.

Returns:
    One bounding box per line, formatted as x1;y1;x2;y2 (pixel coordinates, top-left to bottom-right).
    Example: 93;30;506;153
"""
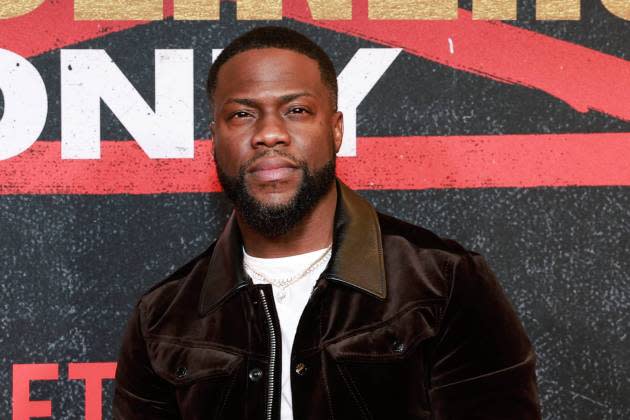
113;301;181;420
428;252;541;419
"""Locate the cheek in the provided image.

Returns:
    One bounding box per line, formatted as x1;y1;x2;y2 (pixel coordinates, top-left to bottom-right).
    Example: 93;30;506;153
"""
214;125;254;161
291;124;335;157
214;141;244;174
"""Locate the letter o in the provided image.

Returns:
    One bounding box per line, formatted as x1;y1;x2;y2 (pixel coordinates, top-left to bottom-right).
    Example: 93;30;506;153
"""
0;49;47;160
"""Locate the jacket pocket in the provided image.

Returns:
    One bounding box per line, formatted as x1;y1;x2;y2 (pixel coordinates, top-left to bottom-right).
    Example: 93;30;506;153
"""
146;339;243;420
326;303;438;362
146;339;242;385
325;304;440;420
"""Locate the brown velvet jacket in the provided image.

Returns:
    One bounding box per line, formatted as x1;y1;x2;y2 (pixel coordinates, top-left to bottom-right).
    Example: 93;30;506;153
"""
113;181;541;419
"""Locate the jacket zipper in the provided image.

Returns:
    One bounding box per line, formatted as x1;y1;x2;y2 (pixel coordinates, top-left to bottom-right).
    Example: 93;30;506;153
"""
258;289;277;420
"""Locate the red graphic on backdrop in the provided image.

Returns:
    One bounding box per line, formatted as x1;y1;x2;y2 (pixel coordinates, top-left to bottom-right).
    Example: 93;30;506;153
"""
0;1;146;57
12;362;116;420
2;133;629;195
287;5;630;122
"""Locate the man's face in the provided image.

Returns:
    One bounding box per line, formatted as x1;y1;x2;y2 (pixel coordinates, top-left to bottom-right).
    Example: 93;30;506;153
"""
211;48;343;236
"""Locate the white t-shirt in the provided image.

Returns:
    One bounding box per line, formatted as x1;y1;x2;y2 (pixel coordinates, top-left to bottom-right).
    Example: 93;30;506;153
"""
243;246;332;420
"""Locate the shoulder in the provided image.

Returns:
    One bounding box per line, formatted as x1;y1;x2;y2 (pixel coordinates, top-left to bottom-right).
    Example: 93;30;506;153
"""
377;211;468;255
376;210;472;274
375;211;487;302
136;242;216;322
375;211;529;339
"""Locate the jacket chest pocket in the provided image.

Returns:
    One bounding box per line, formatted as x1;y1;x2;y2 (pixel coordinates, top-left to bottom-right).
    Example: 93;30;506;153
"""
146;339;243;420
325;305;439;420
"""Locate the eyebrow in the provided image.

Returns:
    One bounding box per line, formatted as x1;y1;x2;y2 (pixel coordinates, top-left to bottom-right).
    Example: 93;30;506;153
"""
224;92;316;108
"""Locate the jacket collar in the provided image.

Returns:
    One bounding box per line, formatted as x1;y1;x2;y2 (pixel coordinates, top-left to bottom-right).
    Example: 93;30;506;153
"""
198;180;386;315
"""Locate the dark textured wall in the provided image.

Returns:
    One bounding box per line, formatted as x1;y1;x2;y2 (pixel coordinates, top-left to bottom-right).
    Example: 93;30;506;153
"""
1;2;629;418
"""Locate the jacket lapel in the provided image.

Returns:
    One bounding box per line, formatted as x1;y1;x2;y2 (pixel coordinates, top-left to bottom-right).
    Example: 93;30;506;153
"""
327;181;387;299
198;213;248;315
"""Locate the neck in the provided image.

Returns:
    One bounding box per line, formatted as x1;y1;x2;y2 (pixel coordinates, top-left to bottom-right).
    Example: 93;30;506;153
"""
237;183;337;258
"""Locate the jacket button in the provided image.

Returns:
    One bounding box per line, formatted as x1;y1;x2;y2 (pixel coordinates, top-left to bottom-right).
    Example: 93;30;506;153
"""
393;340;405;353
294;362;307;376
248;368;263;382
175;367;187;379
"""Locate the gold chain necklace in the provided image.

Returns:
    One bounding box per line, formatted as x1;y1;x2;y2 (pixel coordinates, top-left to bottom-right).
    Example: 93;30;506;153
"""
244;245;332;290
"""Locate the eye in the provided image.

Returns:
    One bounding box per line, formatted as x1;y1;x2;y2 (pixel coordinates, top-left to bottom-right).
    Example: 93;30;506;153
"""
287;106;310;115
232;111;253;119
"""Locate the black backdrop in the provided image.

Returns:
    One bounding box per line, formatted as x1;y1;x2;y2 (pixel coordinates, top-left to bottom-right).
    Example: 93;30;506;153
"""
1;1;629;418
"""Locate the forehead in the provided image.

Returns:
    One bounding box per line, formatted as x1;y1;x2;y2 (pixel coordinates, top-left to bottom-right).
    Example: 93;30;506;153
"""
214;48;328;107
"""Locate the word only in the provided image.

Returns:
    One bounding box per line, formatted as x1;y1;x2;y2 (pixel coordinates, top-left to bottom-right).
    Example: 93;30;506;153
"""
0;48;401;159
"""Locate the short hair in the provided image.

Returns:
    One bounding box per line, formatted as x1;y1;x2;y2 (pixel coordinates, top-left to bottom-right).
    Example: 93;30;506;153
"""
207;26;338;111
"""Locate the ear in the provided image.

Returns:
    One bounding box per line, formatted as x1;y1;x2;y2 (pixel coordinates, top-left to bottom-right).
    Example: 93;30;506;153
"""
331;111;343;154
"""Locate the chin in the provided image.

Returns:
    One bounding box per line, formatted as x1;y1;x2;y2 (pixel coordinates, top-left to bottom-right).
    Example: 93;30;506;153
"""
246;175;302;202
249;186;299;208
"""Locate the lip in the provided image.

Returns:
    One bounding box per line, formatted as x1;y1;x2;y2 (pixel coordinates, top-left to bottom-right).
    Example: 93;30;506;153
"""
247;157;299;182
248;157;298;173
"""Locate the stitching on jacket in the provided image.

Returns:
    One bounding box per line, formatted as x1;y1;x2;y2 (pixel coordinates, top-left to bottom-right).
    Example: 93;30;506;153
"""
143;334;263;358
423;256;457;398
430;351;536;392
318;287;337;420
213;361;241;419
369;205;386;298
335;364;373;420
330;310;434;363
437;258;454;326
321;351;336;420
434;255;460;346
114;385;174;407
330;333;427;363
138;301;169;387
323;300;444;349
317;282;336;420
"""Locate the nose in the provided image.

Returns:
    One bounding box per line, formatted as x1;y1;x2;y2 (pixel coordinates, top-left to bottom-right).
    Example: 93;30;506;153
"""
251;114;290;148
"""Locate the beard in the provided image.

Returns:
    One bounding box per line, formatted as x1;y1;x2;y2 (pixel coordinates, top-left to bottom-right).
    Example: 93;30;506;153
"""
216;150;336;238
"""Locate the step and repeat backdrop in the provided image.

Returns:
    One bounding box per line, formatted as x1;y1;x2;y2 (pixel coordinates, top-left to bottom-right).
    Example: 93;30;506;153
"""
1;1;629;419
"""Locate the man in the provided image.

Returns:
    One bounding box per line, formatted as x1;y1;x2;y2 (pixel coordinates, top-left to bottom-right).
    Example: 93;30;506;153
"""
114;26;541;419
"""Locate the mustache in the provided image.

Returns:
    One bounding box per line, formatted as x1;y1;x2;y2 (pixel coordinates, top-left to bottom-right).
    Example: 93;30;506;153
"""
239;150;304;174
